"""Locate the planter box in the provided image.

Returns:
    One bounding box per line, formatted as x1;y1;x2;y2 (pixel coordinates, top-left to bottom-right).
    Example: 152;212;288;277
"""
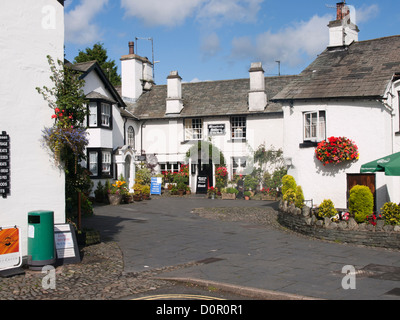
262;195;277;201
222;193;236;200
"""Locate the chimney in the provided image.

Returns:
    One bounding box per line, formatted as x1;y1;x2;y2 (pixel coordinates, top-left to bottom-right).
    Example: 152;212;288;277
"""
328;2;359;47
166;71;183;114
248;62;267;112
128;41;135;55
120;41;154;102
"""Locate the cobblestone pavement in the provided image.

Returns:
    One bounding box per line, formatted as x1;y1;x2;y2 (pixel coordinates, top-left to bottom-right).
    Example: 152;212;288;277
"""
0;242;186;300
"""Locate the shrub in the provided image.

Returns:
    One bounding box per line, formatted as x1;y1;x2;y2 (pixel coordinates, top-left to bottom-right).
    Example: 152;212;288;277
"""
318;199;337;219
283;188;296;204
381;202;400;226
295;186;305;209
282;175;297;196
348;185;374;223
224;187;239;194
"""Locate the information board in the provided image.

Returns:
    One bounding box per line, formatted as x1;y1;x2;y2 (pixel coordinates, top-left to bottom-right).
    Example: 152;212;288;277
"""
0;132;10;199
196;176;208;194
208;124;226;136
0;226;22;271
150;177;162;195
54;224;81;265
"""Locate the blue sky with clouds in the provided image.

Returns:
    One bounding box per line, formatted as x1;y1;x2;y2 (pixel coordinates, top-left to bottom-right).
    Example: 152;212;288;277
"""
64;0;400;85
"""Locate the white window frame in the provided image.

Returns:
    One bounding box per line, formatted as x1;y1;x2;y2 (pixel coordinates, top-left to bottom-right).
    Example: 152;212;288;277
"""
185;118;203;141
232;157;247;176
102;151;112;175
89;151;98;176
127;126;135;149
231;117;247;140
303;111;326;142
88;102;98;127
101;103;111;127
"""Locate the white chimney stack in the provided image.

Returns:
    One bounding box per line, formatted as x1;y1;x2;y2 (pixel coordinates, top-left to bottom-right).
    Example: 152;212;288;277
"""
248;62;267;111
166;71;183;114
328;2;359;47
120;41;154;102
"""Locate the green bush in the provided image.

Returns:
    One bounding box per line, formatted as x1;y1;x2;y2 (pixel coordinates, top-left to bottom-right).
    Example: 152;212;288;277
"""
282;175;297;196
381;202;400;226
318;199;337;219
295;186;305;209
283;188;296;204
348;185;374;223
224;187;239;194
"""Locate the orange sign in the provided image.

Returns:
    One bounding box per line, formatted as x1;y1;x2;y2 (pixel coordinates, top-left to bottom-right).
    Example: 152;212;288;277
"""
0;228;19;255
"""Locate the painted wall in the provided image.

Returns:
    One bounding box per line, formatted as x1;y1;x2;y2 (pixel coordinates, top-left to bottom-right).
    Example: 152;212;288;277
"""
0;0;65;256
283;100;394;209
141;114;284;191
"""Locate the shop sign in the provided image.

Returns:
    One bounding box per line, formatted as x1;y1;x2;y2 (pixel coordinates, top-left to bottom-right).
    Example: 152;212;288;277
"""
0;132;10;199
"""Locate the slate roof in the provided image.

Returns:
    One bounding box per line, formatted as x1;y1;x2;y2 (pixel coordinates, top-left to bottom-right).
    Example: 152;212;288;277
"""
128;75;297;120
273;35;400;101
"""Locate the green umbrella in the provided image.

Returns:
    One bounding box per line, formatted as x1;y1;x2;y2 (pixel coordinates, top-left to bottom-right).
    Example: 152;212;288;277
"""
360;152;400;176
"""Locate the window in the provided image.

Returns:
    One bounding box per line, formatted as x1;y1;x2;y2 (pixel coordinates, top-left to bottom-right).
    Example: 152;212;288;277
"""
88;151;98;176
232;157;247;176
304;111;326;142
127;126;135;149
231;117;246;140
102;151;111;175
185;118;203;140
87;100;113;129
101;103;111;127
88;102;98;127
87;148;113;178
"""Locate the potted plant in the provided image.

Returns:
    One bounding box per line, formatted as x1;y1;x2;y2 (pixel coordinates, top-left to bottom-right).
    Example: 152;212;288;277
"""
207;187;217;199
244;191;251;200
133;190;142;201
221;187;238;200
108;180;128;205
186;185;191;195
142;185;151;200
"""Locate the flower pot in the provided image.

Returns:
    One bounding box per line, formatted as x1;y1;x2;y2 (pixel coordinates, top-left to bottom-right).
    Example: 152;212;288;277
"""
222;193;236;200
142;194;150;200
178;190;185;196
108;194;123;205
244;196;250;200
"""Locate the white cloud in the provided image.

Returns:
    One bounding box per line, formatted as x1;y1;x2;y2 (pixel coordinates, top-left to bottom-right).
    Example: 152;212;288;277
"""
200;32;221;58
352;4;379;24
65;0;109;45
231;14;332;70
196;0;263;27
120;0;264;28
120;0;204;27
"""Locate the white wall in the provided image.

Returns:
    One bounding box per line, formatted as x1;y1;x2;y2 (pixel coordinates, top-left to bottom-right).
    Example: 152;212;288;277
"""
0;0;65;256
283;100;393;209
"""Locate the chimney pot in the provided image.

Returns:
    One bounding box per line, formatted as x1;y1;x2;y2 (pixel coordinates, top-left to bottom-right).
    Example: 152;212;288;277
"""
129;41;135;55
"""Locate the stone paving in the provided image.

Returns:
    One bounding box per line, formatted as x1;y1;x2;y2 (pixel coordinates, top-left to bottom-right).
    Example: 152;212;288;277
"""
2;196;400;300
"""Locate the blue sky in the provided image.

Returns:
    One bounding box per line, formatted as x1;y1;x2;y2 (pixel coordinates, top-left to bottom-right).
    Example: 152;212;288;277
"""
64;0;400;85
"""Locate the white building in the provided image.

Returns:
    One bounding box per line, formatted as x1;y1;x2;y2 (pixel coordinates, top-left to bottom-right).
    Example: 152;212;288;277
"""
117;41;295;193
0;0;66;256
273;2;400;210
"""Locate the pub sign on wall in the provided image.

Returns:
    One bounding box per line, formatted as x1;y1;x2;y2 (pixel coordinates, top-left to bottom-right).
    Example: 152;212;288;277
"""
0;132;10;199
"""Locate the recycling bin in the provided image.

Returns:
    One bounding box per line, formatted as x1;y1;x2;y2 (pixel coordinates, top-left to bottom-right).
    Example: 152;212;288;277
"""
28;211;55;270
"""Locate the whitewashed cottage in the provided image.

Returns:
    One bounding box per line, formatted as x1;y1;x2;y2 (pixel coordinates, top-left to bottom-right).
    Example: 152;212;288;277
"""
273;2;400;210
67;60;139;192
0;0;65;257
117;41;296;193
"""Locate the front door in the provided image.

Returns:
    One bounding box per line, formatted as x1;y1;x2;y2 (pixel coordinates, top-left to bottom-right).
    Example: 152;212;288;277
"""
196;159;213;194
347;173;376;211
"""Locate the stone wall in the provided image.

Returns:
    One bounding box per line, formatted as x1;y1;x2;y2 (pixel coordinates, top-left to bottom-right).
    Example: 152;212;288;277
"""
278;201;400;250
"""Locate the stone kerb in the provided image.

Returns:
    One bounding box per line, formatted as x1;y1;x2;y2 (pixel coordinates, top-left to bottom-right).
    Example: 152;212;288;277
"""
278;201;400;250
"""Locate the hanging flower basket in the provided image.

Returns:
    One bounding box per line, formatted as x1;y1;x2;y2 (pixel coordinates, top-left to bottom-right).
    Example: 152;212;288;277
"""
315;137;359;166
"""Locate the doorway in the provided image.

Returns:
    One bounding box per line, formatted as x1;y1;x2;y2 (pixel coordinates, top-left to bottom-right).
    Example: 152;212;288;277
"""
347;173;376;211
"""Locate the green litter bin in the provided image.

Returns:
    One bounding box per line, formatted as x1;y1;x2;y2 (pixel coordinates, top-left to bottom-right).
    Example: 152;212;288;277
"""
28;211;55;270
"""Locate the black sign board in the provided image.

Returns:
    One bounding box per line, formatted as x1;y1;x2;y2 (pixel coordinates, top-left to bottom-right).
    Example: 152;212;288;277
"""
196;176;208;194
0;132;10;199
208;124;225;136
